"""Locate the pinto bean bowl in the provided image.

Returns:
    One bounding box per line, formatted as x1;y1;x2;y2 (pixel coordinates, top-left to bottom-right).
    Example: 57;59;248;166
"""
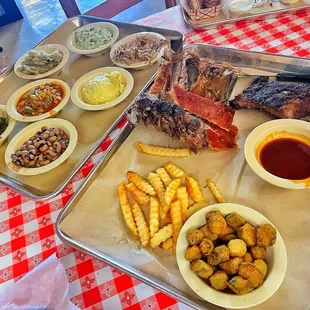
5;118;78;176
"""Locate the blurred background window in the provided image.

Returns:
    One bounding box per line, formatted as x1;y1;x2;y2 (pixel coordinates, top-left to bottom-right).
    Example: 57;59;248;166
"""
77;0;107;13
0;3;5;16
0;1;23;27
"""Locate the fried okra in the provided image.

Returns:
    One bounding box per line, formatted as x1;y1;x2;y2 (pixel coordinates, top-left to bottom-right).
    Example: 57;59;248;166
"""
254;259;268;278
219;257;243;275
257;224;276;247
228;276;254;295
211;265;218;273
243;252;254;263
210;271;229;290
199;238;214;256
200;224;218;241
184;210;276;296
237;223;256;246
206;211;227;235
190;260;214;279
250;245;267;259
220;234;237;242
207;245;229;266
186;229;205;245
226;212;246;229
228;239;247;257
206;210;223;221
184;245;202;261
238;262;264;288
218;225;235;238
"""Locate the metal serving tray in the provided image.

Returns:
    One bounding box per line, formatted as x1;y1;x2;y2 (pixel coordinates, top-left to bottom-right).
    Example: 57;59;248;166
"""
181;0;310;29
0;15;184;200
56;44;310;309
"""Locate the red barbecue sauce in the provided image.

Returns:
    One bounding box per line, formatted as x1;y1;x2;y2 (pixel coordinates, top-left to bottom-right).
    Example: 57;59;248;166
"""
259;138;310;180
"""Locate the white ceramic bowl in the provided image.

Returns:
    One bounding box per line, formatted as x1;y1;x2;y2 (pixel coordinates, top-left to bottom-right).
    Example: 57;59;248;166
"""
0;105;16;146
5;118;78;176
244;119;310;189
227;0;254;15
71;67;134;111
7;78;71;123
110;32;167;70
14;44;69;80
66;22;119;58
176;203;287;309
280;0;299;4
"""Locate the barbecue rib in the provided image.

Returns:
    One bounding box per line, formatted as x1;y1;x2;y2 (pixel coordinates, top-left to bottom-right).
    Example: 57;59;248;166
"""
149;51;238;104
230;76;310;120
178;53;238;103
205;121;238;151
171;84;236;132
149;61;173;100
127;95;237;152
133;50;239;152
149;50;183;103
127;95;208;152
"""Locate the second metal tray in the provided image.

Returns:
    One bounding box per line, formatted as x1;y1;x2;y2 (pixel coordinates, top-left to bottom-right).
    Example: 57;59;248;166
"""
181;0;310;29
0;15;184;200
57;44;310;309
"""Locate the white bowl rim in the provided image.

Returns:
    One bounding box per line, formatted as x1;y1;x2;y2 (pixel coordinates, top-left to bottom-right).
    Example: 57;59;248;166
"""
5;118;78;176
244;119;310;190
110;31;167;69
176;203;287;309
66;22;119;55
6;78;71;123
14;44;70;80
227;0;254;12
71;67;134;111
0;104;16;144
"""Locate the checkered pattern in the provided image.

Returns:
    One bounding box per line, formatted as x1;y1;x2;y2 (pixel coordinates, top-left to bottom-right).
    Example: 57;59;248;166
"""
142;6;310;58
0;6;309;309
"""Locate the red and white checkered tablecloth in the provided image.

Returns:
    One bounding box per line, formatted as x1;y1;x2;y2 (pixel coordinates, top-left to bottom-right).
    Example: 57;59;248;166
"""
0;6;309;310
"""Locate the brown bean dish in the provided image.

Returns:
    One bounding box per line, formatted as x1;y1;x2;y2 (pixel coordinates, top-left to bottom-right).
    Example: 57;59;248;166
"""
11;126;69;168
17;83;64;116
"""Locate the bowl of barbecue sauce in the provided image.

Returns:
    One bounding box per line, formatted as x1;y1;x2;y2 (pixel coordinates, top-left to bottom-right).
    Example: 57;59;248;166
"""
245;119;310;189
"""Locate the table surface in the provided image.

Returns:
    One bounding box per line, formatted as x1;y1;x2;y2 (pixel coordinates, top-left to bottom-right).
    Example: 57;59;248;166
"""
0;5;310;310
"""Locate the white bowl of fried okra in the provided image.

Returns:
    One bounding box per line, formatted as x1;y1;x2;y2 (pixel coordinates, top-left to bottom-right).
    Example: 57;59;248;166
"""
176;203;287;309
